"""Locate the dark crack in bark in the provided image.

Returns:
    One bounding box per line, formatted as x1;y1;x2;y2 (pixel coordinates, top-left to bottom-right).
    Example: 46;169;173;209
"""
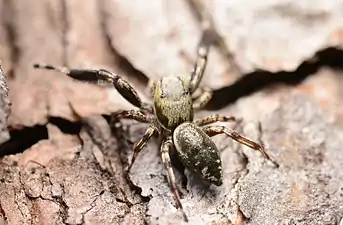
0;116;82;157
207;47;343;110
0;125;48;157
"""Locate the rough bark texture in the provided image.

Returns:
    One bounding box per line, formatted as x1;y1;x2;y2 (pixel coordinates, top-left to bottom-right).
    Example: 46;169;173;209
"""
0;63;10;144
0;1;343;225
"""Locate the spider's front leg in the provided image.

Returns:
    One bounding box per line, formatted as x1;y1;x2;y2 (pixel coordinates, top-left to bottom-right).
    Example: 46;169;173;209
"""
113;109;153;123
161;137;188;222
33;64;153;112
192;87;213;110
189;26;213;94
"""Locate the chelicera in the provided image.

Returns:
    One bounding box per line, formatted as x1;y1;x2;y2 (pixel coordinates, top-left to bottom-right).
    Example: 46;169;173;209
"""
33;27;272;222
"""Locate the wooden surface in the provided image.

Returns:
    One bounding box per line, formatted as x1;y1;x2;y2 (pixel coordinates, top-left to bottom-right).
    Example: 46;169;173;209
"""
0;1;343;224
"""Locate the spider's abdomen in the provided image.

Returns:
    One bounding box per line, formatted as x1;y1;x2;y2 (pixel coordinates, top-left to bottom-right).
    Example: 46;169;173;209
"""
173;122;223;186
154;76;193;131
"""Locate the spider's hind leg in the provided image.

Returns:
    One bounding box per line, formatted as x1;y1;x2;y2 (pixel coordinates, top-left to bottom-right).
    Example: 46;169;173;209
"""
202;125;272;162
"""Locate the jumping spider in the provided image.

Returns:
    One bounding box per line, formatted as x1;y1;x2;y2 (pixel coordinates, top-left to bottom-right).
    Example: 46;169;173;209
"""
33;28;272;222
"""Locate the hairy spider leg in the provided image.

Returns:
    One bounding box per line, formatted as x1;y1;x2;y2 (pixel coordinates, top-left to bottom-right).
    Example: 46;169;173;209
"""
33;64;153;112
161;137;188;222
113;109;152;123
202;125;272;161
193;114;238;126
189;26;212;94
192;87;213;110
128;125;159;172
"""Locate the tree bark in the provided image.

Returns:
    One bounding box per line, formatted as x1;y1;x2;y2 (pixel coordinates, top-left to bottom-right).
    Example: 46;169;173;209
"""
0;1;343;225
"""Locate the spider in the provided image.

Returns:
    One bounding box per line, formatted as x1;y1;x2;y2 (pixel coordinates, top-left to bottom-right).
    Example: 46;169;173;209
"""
33;27;272;222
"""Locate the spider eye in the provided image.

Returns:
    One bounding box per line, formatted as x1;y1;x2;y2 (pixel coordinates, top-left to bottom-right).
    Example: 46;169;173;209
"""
183;90;189;95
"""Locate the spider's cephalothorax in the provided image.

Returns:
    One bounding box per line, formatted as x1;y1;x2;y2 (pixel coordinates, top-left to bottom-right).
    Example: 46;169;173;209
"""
153;76;193;131
33;27;273;222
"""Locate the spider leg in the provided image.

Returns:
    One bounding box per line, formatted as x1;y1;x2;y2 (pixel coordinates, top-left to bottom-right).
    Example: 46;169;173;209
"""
128;125;159;172
189;25;213;94
33;63;152;112
112;109;153;123
192;87;213;110
161;137;188;222
194;114;238;126
201;125;272;162
194;114;242;153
